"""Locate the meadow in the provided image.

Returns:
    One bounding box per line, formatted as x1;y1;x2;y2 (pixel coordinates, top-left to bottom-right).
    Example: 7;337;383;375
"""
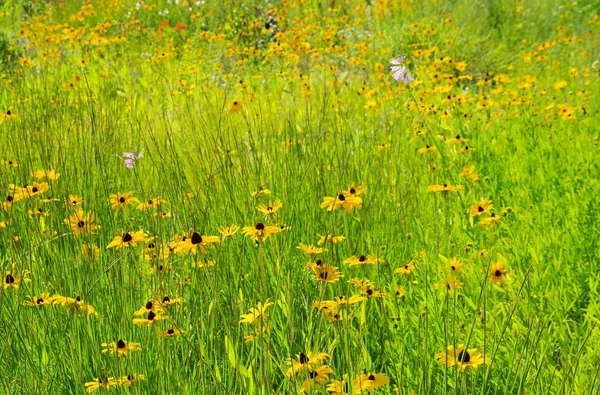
0;0;599;393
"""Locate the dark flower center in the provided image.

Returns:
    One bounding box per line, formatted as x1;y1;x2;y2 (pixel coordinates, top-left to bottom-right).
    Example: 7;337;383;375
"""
456;135;461;139
147;311;156;320
299;352;309;364
36;298;44;304
32;187;38;193
458;350;471;363
77;220;85;228
404;264;409;269
119;197;126;203
76;296;81;301
127;374;134;380
122;233;133;242
366;289;373;295
255;223;265;230
359;255;366;262
368;374;376;381
350;188;356;194
117;339;126;349
443;184;448;188
167;328;175;335
309;370;318;379
338;194;346;201
316;259;323;266
147;243;155;249
191;232;202;245
334;313;340;319
478;206;484;212
267;206;272;211
320;271;329;280
148;200;153;205
451;266;456;271
491;213;496;218
145;301;153;309
72;200;77;204
494;270;502;277
6;195;13;202
5;274;15;284
162;296;170;303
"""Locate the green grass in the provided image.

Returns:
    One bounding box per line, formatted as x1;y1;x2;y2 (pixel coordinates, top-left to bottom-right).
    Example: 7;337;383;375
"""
0;0;599;393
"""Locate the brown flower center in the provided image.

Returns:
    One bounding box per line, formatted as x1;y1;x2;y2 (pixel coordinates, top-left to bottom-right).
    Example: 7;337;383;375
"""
457;350;471;363
77;221;85;228
299;353;309;364
255;223;265;230
117;339;126;349
5;274;15;284
122;233;133;242
191;232;202;245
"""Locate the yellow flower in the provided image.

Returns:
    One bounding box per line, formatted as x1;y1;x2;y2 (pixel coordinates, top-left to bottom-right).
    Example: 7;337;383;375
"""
356;373;390;390
67;195;83;206
136;198;165;211
134;300;165;317
109;192;139;213
4;160;18;168
251;187;271;197
159;328;184;337
320;194;362;212
300;365;334;393
435;344;491;371
101;339;142;356
218;224;240;238
553;80;567;90
240;299;274;324
446;258;462;276
117;374;147;387
490;261;508;285
394;260;416;275
344;255;383;266
470;199;493;216
228;99;242;114
21;293;53;307
171;232;221;254
418;145;438;154
342;183;367;197
106;230;148;249
133;311;164;326
3;265;31;290
297;243;327;255
242;223;280;242
309;264;343;283
32;169;60;180
285;352;329;377
65;209;100;236
82;243;100;259
478;213;500;229
28;208;51;216
52;295;99;317
447;135;470;144
427;183;464;193
85;376;118;393
317;234;345;245
256;199;283;215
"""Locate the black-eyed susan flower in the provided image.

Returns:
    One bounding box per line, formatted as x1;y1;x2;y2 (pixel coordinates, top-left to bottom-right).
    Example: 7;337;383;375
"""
26;182;50;197
101;339;142;356
435;344;491;371
136;198;165;211
297;243;327;255
357;373;390;390
171;232;221;254
4;160;18;168
242;223;280;242
300;365;334;393
490;261;508;285
256;199;283;215
21;292;53;307
427;183;464;193
310;264;343;283
285;352;329;377
418;145;438;154
447;135;470;144
159;295;183;306
316;234;345;245
446;258;462;276
3;265;31;290
479;213;500;229
470;199;493;216
65;209;100;237
133;311;164;326
228;99;242;113
440;277;463;292
28;208;51;217
320;194;362;212
251;186;271;197
159;328;184;337
460;165;480;182
395;286;406;297
156;211;171;219
52;295;99;317
117;374;146;387
344;255;383;266
394;260;416;275
109;192;139;213
240;299;274;324
218;224;239;238
148;263;174;274
106;230;148;249
85;376;118;393
342;183;366;197
67;194;83;206
134;300;165;317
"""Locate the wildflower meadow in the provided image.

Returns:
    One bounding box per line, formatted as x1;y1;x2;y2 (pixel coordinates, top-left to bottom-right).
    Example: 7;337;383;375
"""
1;0;599;393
